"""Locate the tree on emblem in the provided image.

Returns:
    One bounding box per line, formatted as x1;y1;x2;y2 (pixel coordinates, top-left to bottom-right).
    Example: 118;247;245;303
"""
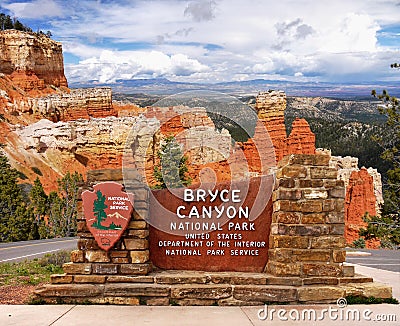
92;190;108;229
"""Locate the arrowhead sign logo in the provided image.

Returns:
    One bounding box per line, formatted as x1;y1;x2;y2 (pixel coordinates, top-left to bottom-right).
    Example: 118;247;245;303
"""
82;182;134;251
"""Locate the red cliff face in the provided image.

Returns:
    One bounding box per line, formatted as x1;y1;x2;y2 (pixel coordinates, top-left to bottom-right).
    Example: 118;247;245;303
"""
345;168;378;247
0;30;68;90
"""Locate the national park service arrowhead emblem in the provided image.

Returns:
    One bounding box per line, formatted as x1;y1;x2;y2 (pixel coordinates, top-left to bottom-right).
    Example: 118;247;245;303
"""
82;182;134;251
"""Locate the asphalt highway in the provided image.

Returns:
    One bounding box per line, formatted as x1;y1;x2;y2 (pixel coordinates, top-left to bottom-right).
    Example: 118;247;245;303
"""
0;237;78;263
346;249;400;272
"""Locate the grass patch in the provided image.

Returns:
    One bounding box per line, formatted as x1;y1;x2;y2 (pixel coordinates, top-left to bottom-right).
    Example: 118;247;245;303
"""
346;295;399;305
0;250;71;286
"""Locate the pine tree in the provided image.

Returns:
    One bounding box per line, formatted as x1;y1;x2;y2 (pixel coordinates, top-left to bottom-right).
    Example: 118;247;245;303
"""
29;177;49;239
92;190;108;229
153;136;191;189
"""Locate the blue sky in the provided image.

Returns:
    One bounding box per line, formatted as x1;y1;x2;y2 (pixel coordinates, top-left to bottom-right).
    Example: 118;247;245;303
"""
1;0;400;84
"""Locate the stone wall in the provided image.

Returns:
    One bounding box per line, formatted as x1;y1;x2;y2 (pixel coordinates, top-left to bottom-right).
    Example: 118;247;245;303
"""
0;30;67;89
268;154;347;278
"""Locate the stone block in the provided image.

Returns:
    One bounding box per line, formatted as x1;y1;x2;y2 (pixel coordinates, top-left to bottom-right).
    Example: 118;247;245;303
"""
233;285;297;302
291;200;323;213
74;275;106;283
332;250;346;263
175;298;217;306
92;263;118;275
339;276;373;284
35;284;104;297
272;212;301;224
120;263;151;275
128;220;148;229
70;250;85;263
342;265;355;277
171;285;231;299
133;208;149;220
266;276;302;286
303;189;328;199
274;189;302;200
279;154;330;167
124;239;148;250
112;258;130;264
50;274;73;284
133;189;149;202
322;199;336;212
298;180;324;188
302;213;326;224
218;298;264;306
77;221;88;232
343;282;392;299
145;297;170;306
95;297;139;305
302;263;342;277
310;236;346;249
107;275;154;283
62;262;92;275
270;235;309;249
156;273;209;284
310;167;337;179
268;248;293;263
298;286;345;302
85;250;110;263
278;165;307;178
292;249;331;262
335;199;345;213
109;251;129;258
302;277;339;285
267;261;301;276
279;178;295;188
104;284;170;297
325;212;344;224
130;250;150;263
128;229;149;238
77;239;99;250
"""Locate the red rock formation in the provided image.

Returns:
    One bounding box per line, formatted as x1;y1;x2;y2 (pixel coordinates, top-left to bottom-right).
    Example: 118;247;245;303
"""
0;30;68;89
287;118;316;155
345;168;377;246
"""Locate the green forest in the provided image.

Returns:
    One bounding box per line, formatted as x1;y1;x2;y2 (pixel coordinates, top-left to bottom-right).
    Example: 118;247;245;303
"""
0;153;82;242
0;12;51;37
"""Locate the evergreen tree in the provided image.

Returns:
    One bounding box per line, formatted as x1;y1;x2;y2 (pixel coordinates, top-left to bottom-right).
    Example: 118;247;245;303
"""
92;190;108;229
153;135;191;189
0;153;33;242
29;177;49;239
56;172;83;237
47;191;63;238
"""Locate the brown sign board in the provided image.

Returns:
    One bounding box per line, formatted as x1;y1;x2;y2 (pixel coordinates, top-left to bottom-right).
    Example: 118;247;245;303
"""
82;182;134;251
149;176;273;272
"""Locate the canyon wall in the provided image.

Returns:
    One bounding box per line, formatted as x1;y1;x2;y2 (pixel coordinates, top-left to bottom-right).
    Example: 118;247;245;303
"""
0;30;67;89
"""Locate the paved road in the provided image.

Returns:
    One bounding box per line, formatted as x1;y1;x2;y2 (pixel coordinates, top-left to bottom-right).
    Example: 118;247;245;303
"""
0;237;78;263
346;249;400;272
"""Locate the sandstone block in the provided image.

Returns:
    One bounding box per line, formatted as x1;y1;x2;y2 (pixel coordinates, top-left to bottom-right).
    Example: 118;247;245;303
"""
266;276;302;286
92;263;118;275
311;236;346;249
112;257;130;264
343;282;392;299
291;200;323;213
120;263;151;275
325;212;344;224
74;275;106;284
130;250;150;263
96;297;139;305
109;251;129;258
233;285;297;302
50;274;73;284
339;276;373;284
332;250;346;262
302;277;339;285
274;189;302;200
310;167;337;179
77;239;99;250
329;188;346;198
278;165;307;178
267;261;301;276
35;284;104;298
302;263;342;277
133;208;149;220
342;265;355;277
70;250;85;263
128;229;149;238
77;221;88;232
156;274;209;284
303;189;328;199
218;298;264;306
124;239;148;250
85;250;110;263
107;276;154;283
104;284;170;297
302;213;326;224
268;248;293;263
171;285;231;299
298;286;345;302
279;178;295;188
145;297;170;306
270;235;309;249
62;262;92;275
330;224;345;235
298;180;323;188
322;199;336;212
292;249;331;262
272;212;301;224
128;220;148;229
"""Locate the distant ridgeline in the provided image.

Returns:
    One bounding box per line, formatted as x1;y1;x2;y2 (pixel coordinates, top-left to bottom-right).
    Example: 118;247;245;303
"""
0;12;52;37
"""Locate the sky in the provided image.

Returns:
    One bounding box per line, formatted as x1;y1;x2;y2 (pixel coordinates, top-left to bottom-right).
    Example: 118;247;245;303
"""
1;0;400;85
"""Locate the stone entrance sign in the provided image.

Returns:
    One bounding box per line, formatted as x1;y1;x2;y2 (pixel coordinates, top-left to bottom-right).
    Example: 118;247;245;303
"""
82;182;134;251
149;176;273;272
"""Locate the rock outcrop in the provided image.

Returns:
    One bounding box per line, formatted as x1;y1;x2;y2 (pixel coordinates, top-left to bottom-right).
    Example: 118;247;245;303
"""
327;153;383;248
0;30;67;89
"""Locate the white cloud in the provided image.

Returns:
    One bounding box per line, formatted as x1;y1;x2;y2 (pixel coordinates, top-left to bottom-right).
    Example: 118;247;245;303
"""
66;50;209;83
3;0;63;18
